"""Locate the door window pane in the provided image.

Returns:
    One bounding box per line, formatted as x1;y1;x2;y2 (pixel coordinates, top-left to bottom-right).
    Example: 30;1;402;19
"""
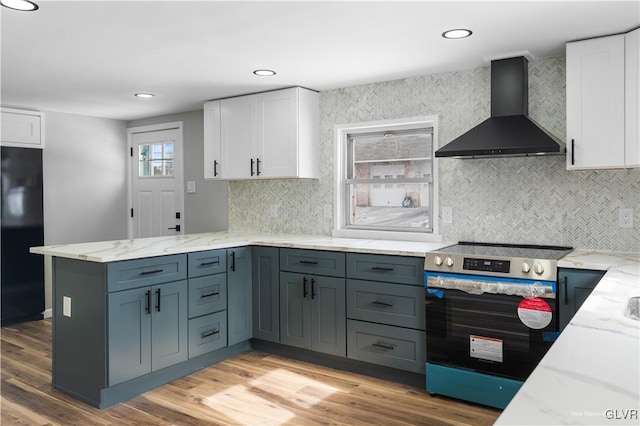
139;142;175;177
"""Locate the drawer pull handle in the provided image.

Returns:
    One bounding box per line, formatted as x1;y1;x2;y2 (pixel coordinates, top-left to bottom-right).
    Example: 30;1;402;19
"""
371;267;394;272
200;261;219;267
372;342;395;350
371;300;394;307
201;291;220;298
201;329;219;338
140;269;164;276
299;260;318;265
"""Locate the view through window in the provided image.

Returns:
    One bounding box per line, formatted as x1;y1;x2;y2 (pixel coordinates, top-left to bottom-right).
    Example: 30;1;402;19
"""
139;142;174;177
346;129;433;232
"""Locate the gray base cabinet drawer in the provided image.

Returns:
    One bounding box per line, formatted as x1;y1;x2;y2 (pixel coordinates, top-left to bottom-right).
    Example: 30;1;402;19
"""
188;250;227;278
346;253;423;285
280;248;345;277
188;274;227;319
347;319;425;373
188;311;227;358
107;254;187;292
347;279;425;330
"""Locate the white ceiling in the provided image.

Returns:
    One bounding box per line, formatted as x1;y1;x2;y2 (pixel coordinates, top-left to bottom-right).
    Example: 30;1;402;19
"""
1;1;638;121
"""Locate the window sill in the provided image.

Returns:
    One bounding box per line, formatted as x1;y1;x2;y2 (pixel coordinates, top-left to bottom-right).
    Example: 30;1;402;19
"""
331;228;443;243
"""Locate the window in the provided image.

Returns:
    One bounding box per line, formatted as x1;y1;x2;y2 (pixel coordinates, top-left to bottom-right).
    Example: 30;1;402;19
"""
334;117;439;240
139;142;174;177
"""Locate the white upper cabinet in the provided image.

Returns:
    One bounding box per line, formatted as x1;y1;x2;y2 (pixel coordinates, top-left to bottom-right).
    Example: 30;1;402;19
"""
203;101;221;179
625;28;640;168
0;108;44;149
566;30;639;170
204;87;319;180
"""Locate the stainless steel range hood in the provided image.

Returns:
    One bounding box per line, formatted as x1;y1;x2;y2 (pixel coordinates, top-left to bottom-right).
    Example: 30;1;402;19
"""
435;56;565;158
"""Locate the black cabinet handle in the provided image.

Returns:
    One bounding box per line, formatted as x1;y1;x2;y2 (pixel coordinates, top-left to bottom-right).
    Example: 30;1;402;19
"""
256;158;261;176
303;277;308;298
571;139;575;165
250;158;255;176
230;251;236;272
371;267;394;272
214;160;218;177
372;342;395;350
201;291;220;298
371;300;394;308
155;288;161;312
299;260;318;265
564;276;569;305
141;269;163;276
145;290;151;314
201;329;219;339
311;278;316;299
200;260;219;267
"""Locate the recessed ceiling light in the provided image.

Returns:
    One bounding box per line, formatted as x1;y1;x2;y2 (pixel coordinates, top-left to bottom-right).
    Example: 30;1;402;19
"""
1;0;39;11
134;92;155;98
442;29;472;39
253;69;276;76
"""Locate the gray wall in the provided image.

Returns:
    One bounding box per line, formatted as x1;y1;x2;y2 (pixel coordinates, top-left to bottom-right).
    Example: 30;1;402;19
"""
128;109;228;233
228;56;640;252
42;110;129;314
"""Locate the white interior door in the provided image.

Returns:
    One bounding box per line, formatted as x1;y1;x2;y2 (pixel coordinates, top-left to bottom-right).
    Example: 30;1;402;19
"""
129;124;184;238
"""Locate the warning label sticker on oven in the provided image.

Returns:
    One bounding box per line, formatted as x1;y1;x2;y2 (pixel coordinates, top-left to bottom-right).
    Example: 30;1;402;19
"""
470;335;503;363
518;297;552;329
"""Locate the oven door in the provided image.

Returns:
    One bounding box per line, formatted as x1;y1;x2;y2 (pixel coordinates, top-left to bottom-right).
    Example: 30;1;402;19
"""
424;272;558;381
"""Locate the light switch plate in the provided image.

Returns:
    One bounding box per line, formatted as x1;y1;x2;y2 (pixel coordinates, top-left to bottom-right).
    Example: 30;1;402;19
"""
63;296;71;317
323;204;333;219
186;181;196;193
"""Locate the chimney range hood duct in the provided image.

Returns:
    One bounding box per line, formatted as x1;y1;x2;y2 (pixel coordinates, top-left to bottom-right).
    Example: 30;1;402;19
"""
435;56;564;158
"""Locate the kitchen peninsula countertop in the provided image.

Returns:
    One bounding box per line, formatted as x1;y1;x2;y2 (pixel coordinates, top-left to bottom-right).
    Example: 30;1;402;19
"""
29;231;454;262
496;249;640;425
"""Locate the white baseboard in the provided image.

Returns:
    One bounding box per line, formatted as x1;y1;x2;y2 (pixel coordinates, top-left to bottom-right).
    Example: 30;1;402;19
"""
43;308;53;319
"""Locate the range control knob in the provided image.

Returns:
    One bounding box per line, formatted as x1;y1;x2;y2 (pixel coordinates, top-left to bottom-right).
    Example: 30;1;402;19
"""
521;262;531;273
533;263;545;275
434;255;443;266
445;256;454;267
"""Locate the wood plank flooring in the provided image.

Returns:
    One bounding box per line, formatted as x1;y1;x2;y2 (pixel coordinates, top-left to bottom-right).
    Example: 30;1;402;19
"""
1;319;501;425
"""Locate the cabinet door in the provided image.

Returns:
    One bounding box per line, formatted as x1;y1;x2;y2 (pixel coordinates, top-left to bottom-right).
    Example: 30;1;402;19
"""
279;272;312;350
257;88;299;178
220;95;257;179
203;100;221;179
567;35;625;169
0;108;43;148
626;28;640;167
228;247;253;345
151;280;188;371
252;246;280;342
558;268;605;331
311;276;346;356
108;287;152;386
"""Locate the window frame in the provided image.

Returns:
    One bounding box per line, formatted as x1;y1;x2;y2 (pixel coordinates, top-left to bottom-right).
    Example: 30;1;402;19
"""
333;116;442;242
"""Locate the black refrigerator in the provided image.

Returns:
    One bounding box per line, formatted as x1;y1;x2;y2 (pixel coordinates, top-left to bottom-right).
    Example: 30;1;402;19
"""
1;146;44;326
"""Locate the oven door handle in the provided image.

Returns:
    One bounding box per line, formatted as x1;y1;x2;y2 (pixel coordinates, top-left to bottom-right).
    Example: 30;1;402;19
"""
426;275;555;298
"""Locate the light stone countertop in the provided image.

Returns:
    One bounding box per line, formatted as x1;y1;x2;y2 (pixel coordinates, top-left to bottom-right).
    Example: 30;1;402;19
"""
496;250;640;425
29;231;454;262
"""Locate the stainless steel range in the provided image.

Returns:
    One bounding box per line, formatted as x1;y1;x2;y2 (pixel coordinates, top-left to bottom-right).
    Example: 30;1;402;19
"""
424;242;572;409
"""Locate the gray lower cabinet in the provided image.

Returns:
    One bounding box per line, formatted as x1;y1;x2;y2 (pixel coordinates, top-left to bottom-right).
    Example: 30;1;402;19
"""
188;310;227;358
345;253;425;373
252;246;280;342
108;280;188;386
558;268;606;331
280;271;346;356
227;247;253;345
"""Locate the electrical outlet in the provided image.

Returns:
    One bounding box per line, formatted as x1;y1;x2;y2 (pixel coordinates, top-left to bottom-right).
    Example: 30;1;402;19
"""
619;208;633;228
270;204;278;218
442;207;453;224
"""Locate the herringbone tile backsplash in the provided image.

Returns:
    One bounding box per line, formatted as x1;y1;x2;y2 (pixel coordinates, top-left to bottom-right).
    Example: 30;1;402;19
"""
229;56;640;252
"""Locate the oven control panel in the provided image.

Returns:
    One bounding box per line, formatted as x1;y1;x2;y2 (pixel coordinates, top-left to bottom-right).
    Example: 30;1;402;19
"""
463;258;510;273
425;253;558;281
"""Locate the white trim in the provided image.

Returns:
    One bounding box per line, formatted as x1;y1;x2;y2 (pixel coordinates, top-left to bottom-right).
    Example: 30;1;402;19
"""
127;121;185;239
43;308;53;319
333;116;440;241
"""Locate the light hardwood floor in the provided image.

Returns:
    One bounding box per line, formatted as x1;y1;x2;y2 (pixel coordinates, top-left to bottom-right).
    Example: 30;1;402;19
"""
1;319;500;425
